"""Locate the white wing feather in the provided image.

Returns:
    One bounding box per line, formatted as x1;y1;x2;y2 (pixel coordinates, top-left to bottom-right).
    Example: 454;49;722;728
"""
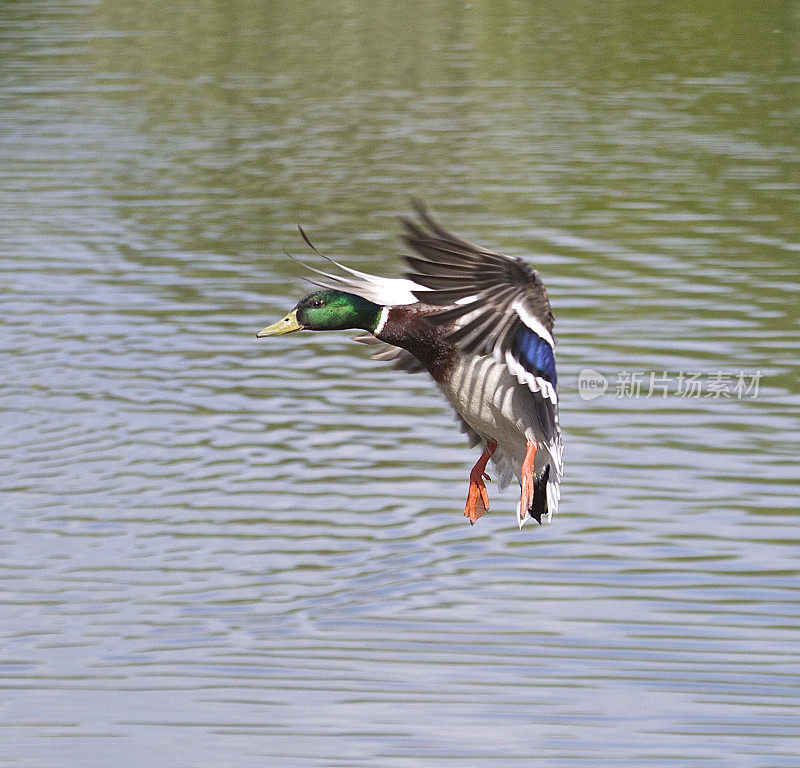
294;255;427;306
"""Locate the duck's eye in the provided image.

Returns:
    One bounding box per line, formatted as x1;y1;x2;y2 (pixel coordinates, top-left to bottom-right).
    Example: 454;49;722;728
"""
312;299;324;308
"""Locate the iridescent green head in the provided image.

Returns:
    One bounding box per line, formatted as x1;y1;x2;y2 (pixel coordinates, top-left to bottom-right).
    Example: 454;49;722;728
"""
258;290;383;337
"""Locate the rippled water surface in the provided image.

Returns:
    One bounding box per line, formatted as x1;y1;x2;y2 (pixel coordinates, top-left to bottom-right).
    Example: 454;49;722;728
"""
2;1;800;765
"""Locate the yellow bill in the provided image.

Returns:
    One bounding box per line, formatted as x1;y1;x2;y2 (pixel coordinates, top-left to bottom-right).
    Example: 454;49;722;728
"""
257;309;304;337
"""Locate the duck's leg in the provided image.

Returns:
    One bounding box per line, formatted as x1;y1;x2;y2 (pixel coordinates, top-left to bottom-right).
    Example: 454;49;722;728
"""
464;440;497;524
519;440;538;518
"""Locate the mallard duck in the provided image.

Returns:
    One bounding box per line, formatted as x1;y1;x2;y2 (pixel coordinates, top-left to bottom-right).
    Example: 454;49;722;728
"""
259;203;562;528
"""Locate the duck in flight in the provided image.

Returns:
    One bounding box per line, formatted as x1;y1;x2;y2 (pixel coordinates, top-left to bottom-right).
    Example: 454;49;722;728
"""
258;203;562;528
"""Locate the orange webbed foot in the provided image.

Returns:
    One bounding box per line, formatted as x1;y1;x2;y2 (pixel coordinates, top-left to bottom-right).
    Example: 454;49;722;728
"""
519;440;536;528
464;441;497;525
519;440;538;522
464;469;490;524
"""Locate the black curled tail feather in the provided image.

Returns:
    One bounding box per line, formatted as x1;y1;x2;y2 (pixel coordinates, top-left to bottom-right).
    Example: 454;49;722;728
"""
529;465;550;524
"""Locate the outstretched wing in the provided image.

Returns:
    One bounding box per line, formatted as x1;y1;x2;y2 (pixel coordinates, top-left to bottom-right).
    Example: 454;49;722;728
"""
400;202;557;402
400;203;562;515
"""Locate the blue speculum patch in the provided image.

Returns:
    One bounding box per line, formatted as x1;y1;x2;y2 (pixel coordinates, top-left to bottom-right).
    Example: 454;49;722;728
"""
512;325;557;386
